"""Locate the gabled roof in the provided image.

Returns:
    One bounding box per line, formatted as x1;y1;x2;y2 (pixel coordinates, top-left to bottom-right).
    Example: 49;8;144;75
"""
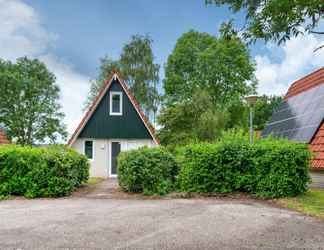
310;122;324;169
0;129;10;144
285;67;324;99
68;70;159;146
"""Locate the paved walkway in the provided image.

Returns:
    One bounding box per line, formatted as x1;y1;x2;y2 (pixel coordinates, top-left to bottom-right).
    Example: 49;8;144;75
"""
1;195;324;249
1;179;324;249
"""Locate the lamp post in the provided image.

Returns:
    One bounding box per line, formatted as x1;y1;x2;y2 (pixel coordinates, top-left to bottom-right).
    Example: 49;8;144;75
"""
245;95;258;144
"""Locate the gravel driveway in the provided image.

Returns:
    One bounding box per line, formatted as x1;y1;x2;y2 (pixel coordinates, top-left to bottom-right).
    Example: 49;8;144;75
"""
1;194;324;250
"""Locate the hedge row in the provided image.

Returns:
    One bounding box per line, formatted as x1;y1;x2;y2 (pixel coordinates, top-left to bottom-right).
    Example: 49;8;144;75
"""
117;137;311;198
0;145;89;198
177;138;311;198
118;147;178;195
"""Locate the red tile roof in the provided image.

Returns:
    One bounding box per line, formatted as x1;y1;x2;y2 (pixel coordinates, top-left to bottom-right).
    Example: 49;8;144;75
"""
284;67;324;169
310;122;324;169
285;67;324;99
68;70;160;146
0;129;10;144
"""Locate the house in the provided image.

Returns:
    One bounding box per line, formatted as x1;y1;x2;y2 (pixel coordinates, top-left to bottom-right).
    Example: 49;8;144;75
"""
262;67;324;170
0;129;10;145
68;71;159;178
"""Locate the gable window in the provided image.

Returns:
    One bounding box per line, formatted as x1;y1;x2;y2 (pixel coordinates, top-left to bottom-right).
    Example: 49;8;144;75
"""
110;91;123;115
84;140;94;160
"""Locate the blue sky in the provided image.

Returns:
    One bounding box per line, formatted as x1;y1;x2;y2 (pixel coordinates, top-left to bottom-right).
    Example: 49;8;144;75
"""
24;0;258;78
1;0;323;135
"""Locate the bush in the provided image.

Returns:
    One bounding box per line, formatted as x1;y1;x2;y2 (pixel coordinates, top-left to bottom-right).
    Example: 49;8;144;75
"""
118;147;178;195
252;139;311;198
0;145;89;198
177;137;311;198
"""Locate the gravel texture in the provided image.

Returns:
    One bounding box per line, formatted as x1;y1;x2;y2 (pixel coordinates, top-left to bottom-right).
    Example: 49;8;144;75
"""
1;180;324;249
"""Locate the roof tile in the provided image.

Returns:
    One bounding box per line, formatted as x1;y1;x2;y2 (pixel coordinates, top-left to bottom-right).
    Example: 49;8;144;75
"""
285;67;324;99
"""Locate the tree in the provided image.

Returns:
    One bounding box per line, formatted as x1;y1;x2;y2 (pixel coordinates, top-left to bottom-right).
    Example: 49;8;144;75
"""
85;34;160;119
84;58;120;109
206;0;324;51
157;91;227;145
159;28;256;145
0;57;67;145
163;29;256;106
253;95;283;130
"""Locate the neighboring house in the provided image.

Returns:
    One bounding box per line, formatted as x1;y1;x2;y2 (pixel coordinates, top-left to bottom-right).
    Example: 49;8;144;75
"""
68;71;159;178
262;67;324;170
0;129;10;145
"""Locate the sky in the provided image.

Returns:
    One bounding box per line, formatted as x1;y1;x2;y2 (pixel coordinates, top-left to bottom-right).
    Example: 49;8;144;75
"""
1;0;324;137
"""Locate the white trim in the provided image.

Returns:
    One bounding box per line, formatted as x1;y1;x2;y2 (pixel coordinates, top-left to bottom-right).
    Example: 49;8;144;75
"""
109;140;121;177
68;73;159;146
83;139;95;161
115;75;159;145
109;91;123;116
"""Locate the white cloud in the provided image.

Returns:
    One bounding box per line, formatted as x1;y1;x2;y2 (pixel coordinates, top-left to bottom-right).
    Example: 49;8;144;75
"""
0;0;90;137
255;34;324;96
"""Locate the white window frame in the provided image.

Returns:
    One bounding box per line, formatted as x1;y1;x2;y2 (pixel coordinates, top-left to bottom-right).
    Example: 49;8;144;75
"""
83;140;95;161
109;91;123;116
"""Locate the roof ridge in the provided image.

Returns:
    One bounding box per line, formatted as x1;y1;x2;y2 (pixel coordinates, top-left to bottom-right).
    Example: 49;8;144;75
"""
68;70;159;146
285;67;324;99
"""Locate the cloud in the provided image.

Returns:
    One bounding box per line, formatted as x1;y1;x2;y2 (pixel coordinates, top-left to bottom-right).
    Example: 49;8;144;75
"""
255;34;324;96
0;0;90;137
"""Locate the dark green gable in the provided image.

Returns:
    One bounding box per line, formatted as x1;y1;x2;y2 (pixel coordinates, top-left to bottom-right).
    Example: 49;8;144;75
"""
79;79;152;139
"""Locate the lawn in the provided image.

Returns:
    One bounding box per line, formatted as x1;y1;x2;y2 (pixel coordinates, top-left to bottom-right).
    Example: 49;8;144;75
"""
278;189;324;219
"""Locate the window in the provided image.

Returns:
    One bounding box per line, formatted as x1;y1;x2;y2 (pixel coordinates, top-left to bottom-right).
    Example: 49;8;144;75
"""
84;140;93;160
109;91;122;115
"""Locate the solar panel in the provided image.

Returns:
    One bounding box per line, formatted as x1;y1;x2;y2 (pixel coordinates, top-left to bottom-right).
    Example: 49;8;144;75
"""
262;83;324;143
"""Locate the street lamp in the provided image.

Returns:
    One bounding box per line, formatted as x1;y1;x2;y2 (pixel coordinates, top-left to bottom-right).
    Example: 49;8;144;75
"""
245;95;258;144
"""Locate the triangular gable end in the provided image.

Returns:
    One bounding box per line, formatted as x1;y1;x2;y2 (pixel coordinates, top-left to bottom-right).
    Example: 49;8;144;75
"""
68;70;159;146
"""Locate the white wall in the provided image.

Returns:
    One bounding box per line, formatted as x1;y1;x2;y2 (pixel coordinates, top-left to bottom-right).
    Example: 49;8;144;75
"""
71;138;156;178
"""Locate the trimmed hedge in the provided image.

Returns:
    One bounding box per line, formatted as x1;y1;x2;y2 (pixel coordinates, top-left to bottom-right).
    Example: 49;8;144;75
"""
118;147;178;195
177;137;311;198
0;145;89;198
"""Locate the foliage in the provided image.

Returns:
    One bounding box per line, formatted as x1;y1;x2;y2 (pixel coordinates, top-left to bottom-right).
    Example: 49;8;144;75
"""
117;147;178;195
252;138;311;198
177;136;311;198
159;29;256;145
207;0;324;51
278;189;324;219
157;91;227;145
163;29;256;105
253;95;283;130
85;34;160;118
0;57;67;145
0;145;89;198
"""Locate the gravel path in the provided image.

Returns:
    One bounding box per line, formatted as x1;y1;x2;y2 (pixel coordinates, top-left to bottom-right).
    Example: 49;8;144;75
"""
1;189;324;249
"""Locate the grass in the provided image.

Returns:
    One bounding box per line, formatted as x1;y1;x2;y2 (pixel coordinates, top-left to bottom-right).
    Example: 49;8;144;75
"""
277;189;324;219
87;177;105;186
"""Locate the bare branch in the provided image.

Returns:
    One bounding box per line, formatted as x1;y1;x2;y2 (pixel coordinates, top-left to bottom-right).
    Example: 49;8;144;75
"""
314;44;324;53
310;30;324;35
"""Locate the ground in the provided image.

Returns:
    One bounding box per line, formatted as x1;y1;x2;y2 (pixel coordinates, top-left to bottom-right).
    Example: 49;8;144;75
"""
1;180;324;249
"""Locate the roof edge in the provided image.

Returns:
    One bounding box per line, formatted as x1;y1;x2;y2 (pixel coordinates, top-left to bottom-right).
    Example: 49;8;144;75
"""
285;67;324;99
67;70;160;146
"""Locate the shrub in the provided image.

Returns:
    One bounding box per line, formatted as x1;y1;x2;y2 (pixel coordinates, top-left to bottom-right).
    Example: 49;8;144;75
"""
0;145;89;198
252;138;311;198
118;147;177;195
177;137;311;198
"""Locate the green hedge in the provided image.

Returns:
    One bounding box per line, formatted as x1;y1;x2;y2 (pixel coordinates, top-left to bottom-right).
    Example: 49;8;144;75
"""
0;145;89;198
177;137;311;198
118;147;178;195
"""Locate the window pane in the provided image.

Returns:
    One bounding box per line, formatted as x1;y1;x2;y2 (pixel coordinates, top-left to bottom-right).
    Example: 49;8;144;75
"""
112;94;120;113
85;141;93;159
